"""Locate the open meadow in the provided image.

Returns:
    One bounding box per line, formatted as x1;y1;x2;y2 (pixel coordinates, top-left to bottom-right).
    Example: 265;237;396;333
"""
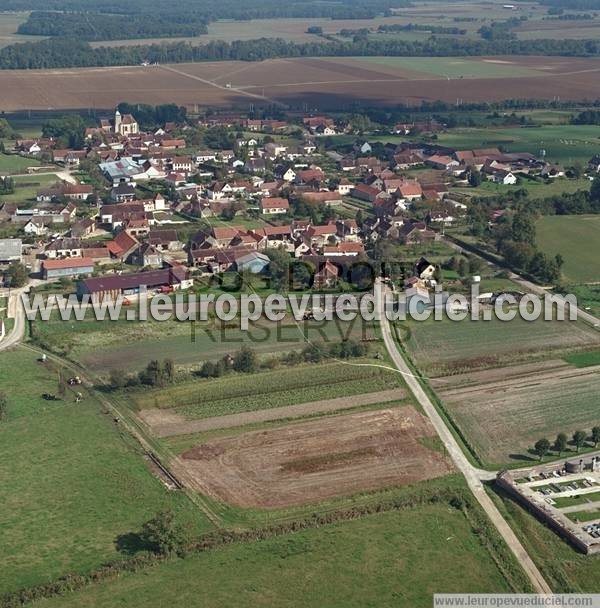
436;124;600;165
0;347;212;595
537;215;600;284
33;314;378;375
33;478;528;608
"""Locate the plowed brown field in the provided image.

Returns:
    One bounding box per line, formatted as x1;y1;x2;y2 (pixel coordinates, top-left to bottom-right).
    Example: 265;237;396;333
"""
4;55;600;111
177;407;452;508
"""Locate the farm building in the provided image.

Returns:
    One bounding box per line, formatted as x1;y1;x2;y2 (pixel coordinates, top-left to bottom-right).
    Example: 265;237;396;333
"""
235;251;270;274
76;267;192;302
42;257;95;279
0;239;22;263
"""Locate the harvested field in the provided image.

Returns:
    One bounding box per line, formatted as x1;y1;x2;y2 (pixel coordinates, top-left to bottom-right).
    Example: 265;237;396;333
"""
140;388;406;437
402;316;600;376
437;362;600;464
178;407;453;508
5;56;600;111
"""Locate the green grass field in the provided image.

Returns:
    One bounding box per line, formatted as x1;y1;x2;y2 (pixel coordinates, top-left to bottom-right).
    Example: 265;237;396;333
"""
454;177;591;200
0;173;58;203
401;316;600;376
34;488;525;607
34;315;377;375
436;125;600;165
131;360;401;419
355;56;544;79
0;347;212;594
537;215;600;284
0;152;42;173
564;350;600;368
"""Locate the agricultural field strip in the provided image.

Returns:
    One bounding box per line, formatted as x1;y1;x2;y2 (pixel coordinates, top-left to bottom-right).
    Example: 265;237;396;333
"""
430;359;571;391
438;364;600;464
177;407;453;508
132;363;401;420
140;388;406;437
436;364;600;399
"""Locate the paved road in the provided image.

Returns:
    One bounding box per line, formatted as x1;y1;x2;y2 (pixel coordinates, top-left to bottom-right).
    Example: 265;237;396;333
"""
377;281;552;594
0;289;26;351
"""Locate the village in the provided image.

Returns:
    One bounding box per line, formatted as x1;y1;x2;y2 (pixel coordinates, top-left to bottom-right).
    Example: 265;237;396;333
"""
0;108;588;302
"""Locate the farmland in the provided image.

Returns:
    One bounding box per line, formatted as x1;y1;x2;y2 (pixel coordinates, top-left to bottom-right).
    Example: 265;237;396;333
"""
130;361;401;420
401;315;600;377
178;406;453;508
0;347;212;594
433;360;600;465
454;177;591;200
30;481;527;608
435;124;600;165
33;314;377;375
3;55;600;111
536;215;600;284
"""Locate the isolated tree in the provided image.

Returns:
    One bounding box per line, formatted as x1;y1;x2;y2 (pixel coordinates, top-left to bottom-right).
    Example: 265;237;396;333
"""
140;510;189;556
573;430;587;452
232;346;257;373
0;392;7;421
554;432;568;457
163;359;175;384
109;369;127;389
534;438;550;461
591;175;600;202
592;426;600;447
458;258;468;277
141;360;164;387
7;261;28;288
468;256;483;275
468;169;482;187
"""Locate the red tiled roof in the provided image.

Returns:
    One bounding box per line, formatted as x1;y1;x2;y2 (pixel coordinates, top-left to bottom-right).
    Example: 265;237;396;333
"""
43;257;95;270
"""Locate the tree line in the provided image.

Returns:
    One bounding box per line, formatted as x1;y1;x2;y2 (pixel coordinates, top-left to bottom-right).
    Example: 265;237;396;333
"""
5;34;600;70
18;11;209;41
533;427;600;460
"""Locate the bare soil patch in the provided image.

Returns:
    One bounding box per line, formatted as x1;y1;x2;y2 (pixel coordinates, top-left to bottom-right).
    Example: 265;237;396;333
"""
177;407;452;508
139;388;406;437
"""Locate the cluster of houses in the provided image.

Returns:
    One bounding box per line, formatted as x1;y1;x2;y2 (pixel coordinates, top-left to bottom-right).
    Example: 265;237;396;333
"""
0;109;575;296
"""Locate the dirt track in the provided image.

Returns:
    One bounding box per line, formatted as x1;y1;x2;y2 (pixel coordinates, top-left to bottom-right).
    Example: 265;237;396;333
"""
177;407;452;508
139;388;406;437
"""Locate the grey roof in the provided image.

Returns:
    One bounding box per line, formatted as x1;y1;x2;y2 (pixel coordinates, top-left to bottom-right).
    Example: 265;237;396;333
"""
0;238;22;261
99;158;143;180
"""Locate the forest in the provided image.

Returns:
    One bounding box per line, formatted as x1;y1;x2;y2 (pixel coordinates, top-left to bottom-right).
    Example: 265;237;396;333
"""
3;35;600;69
1;0;409;20
17;12;209;41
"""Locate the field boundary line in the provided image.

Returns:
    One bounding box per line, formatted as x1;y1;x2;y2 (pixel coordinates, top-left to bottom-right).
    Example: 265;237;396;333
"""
140;388;407;437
